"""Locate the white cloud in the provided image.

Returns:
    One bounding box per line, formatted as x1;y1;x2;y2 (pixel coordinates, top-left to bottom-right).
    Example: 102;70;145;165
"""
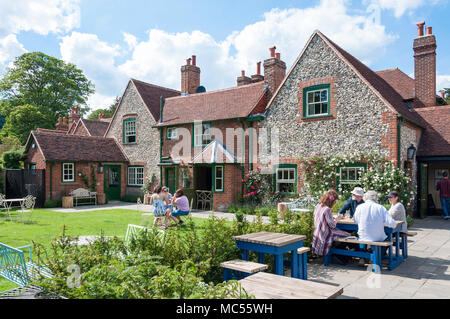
0;34;27;66
437;75;450;92
87;92;117;111
0;0;81;36
60;31;128;105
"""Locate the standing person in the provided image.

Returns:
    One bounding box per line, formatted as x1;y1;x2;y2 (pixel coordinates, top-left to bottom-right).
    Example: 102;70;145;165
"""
149;185;169;229
436;171;450;220
387;191;408;233
338;187;365;218
312;190;351;259
170;189;191;226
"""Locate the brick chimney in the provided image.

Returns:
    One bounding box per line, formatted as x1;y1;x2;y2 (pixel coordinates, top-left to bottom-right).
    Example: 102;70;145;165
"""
237;70;252;86
181;55;201;95
264;46;286;98
414;21;437;107
55;116;69;131
251;62;264;83
68;106;81;129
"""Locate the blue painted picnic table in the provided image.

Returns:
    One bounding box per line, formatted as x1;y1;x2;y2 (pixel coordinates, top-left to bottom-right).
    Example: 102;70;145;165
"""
334;217;405;270
232;232;307;279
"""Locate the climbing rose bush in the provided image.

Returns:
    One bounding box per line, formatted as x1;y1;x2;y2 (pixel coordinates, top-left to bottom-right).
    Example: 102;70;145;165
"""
242;167;281;206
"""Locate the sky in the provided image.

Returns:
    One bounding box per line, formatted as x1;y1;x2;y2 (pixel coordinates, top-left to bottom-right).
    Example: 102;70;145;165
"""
1;0;450;113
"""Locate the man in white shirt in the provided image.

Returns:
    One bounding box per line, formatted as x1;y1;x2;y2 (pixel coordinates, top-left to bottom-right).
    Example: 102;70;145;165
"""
354;190;398;242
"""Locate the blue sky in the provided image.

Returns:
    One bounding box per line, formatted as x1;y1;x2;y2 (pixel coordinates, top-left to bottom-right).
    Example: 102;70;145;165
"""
1;0;450;112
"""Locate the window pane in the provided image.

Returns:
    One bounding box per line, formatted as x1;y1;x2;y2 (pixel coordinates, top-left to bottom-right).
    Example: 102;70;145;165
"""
315;104;321;115
216;167;223;178
348;169;356;181
308;105;315;116
321;103;328;114
278;170;282;179
321;90;328;102
289;170;294;180
308;92;314;103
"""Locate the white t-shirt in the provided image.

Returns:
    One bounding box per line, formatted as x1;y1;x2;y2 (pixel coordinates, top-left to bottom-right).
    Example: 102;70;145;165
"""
354;200;398;242
389;202;408;233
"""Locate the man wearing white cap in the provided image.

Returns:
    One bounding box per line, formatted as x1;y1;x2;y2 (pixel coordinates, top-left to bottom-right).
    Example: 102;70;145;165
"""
337;187;365;219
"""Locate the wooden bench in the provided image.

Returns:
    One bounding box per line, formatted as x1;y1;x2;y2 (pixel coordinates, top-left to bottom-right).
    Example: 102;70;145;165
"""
398;231;417;259
69;188;97;206
0;243;53;286
324;237;393;273
238;272;343;299
220;259;268;282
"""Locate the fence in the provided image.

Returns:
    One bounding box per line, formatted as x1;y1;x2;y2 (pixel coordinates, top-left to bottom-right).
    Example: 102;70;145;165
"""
4;169;46;208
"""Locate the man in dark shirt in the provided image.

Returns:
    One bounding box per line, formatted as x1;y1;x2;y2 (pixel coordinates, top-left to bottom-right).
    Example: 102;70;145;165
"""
437;171;450;220
338;187;365;218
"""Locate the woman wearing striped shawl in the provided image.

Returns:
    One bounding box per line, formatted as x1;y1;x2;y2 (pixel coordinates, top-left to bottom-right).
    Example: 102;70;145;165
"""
312;190;350;256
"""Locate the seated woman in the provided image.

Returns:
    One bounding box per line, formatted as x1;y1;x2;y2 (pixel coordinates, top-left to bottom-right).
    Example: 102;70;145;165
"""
312;189;351;262
170;189;190;226
148;185;170;229
387;191;408;233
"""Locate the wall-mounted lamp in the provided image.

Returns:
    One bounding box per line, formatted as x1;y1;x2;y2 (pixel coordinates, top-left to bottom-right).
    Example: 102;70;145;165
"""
98;164;104;173
407;144;417;160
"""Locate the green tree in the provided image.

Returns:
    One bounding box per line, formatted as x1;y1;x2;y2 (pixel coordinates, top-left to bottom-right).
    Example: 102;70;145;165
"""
87;96;119;120
1;148;25;169
0;52;94;134
444;88;450;104
1;104;48;144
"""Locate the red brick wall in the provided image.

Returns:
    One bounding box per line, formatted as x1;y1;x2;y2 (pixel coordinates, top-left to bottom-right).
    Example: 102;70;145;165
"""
213;164;242;211
381;111;399;166
26;143;46;169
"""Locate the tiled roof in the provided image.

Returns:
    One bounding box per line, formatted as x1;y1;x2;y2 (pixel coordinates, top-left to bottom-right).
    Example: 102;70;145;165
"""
316;31;424;127
79;119;110;137
190;140;238;164
375;68;415;100
35;128;67;135
157;82;268;127
413;106;450;157
31;131;128;162
131;79;180;121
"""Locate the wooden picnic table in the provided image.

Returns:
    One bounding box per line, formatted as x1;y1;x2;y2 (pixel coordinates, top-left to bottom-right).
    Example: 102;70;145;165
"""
238;272;343;299
333;215;405;270
232;232;306;279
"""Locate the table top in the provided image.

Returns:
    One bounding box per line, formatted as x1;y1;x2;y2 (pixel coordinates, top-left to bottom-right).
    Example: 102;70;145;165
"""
333;215;404;227
3;198;25;202
233;232;306;247
238;272;343;299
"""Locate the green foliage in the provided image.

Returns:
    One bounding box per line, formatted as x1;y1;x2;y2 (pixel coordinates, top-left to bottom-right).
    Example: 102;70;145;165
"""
406;215;414;228
78;165;97;192
44;200;62;208
87;97;119;120
141;173;157;194
241;167;281;206
0;52;94;137
0;148;25;168
0;136;22;156
32;209;315;299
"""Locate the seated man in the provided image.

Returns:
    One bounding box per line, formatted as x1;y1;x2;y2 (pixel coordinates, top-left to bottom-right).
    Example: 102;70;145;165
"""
354;190;398;265
338;187;365;218
170;189;190;226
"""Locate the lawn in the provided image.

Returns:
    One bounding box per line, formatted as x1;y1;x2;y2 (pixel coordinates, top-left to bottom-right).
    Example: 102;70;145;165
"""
0;208;210;292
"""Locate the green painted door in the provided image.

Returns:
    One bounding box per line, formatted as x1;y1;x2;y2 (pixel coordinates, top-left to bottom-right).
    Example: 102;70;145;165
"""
165;167;176;195
104;165;121;201
419;163;428;218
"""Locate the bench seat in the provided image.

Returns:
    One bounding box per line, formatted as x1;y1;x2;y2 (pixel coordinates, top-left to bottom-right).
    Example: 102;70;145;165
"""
334;237;393;247
221;260;268;282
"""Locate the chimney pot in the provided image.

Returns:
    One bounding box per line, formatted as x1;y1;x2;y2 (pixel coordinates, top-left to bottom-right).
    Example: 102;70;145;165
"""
241;70;245;77
276;53;281;60
426;27;432;35
269;46;276;58
58;116;62;124
186;58;191;65
192;55;196;66
63;117;66;124
257;62;261;75
416;21;425;36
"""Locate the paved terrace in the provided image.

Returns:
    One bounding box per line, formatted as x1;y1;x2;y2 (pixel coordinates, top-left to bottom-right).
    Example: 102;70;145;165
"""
49;202;450;299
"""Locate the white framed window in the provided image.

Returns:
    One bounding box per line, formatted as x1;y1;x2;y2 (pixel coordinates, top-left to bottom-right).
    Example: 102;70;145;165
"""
215;166;224;192
124;119;136;144
194;123;211;147
276;167;296;193
181;169;191;188
340;167;365;184
167;127;178;140
62;163;75;182
306;88;329;117
128;167;144;186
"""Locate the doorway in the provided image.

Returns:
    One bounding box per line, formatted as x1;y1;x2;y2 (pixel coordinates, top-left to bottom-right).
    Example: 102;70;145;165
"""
195;166;212;191
104;165;121;201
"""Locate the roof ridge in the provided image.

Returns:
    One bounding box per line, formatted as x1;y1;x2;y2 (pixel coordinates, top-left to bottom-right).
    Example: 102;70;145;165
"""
34;131;114;140
165;81;265;101
131;78;180;93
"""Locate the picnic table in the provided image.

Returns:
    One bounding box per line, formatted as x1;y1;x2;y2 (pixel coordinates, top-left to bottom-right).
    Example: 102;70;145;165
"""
238;272;343;299
232;232;306;279
333;215;405;270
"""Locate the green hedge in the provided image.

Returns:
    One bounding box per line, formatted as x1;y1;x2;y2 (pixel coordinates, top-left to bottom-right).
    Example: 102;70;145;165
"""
44;200;62;208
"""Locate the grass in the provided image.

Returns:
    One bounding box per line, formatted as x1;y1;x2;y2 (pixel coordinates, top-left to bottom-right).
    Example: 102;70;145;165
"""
0;208;211;293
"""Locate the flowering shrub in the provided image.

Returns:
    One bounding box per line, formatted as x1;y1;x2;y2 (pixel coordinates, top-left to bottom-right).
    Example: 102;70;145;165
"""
299;152;415;208
241;167;281;206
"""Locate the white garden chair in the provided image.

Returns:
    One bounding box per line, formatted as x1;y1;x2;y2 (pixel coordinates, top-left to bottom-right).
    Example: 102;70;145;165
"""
20;195;36;224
